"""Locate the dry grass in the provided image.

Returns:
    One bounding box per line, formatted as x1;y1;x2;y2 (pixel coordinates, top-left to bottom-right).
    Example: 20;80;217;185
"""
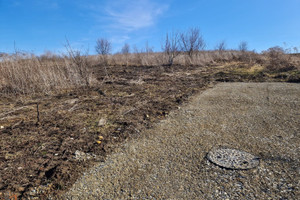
0;53;93;96
107;51;249;66
1;50;299;96
232;64;265;74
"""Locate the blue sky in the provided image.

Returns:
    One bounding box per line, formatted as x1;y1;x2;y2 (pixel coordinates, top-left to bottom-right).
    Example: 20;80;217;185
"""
0;0;300;54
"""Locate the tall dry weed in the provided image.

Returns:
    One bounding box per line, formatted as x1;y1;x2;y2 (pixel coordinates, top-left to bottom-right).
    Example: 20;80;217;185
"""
0;53;92;96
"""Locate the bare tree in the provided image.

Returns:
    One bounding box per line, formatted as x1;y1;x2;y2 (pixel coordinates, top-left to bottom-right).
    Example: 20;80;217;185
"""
238;41;248;52
121;43;130;54
162;31;181;66
215;40;226;52
95;38;112;55
65;39;90;87
180;27;205;58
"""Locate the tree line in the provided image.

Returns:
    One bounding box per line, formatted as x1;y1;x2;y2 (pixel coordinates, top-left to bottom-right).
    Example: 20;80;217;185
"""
95;27;250;65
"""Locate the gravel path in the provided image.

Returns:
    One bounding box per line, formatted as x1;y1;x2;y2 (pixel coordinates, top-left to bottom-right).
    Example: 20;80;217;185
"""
61;82;300;200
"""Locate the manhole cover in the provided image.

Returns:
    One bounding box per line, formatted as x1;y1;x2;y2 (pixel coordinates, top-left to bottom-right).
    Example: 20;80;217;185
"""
207;147;260;169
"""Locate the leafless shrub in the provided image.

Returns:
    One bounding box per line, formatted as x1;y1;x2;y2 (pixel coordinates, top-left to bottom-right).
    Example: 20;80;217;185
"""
162;31;181;66
95;38;111;55
216;40;226;52
238;41;248;52
180;27;205;59
237;41;251;62
95;38;112;66
263;46;294;72
264;46;285;57
121;43;130;55
64;40;90;87
212;41;228;61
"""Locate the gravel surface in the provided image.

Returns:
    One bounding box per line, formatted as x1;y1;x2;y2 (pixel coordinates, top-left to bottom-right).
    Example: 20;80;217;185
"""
61;82;300;200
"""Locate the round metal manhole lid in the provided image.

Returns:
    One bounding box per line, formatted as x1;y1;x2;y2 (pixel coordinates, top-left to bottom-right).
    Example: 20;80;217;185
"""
207;147;260;170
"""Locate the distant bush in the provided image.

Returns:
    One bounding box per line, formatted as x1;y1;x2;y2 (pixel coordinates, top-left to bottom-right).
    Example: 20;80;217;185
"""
95;38;112;55
215;40;226;52
121;43;130;55
263;46;294;72
65;40;91;87
180;27;206;59
237;41;253;63
162;31;181;66
238;41;248;52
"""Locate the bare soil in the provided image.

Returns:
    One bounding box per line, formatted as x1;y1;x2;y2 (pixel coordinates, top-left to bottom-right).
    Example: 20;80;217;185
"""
0;62;299;199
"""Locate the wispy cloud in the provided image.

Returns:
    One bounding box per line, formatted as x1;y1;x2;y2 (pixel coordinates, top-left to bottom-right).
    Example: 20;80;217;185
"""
105;0;169;32
110;35;130;44
72;0;169;52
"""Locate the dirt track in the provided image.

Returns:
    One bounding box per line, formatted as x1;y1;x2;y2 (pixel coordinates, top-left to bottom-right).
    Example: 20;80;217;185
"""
62;82;300;199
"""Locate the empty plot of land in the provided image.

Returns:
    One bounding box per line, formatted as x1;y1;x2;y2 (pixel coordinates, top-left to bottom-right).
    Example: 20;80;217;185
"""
63;83;300;199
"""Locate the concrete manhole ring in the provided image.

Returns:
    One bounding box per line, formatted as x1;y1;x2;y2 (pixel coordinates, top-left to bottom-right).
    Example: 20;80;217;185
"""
207;147;260;170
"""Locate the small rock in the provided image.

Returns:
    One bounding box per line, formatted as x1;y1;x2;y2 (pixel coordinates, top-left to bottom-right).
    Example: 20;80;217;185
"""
65;99;78;105
29;189;37;196
98;118;107;126
74;150;85;160
18;187;25;192
5;153;15;160
0;183;5;189
74;150;96;161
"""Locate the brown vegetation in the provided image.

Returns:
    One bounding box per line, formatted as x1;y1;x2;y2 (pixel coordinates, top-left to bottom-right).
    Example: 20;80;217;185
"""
1;48;300;97
0;53;85;96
